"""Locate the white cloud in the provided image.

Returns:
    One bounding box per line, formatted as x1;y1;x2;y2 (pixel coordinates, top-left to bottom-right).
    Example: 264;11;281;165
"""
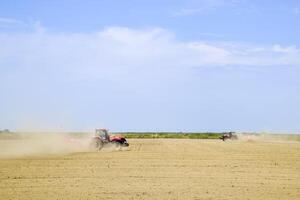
0;17;23;24
0;26;299;82
0;17;25;28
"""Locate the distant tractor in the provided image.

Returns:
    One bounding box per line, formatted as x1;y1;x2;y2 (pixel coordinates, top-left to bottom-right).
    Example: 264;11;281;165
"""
90;129;129;150
219;132;238;141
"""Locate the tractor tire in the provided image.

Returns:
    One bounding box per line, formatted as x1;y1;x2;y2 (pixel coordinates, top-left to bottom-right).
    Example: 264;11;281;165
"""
90;139;103;151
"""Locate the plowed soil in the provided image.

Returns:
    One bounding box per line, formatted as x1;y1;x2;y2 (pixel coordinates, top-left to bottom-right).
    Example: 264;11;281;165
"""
0;139;299;200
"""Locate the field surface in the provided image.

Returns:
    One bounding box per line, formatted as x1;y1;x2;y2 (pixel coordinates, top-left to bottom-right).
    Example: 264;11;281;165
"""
0;139;299;200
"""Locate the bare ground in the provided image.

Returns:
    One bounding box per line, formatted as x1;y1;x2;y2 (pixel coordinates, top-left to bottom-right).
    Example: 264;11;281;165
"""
0;139;299;200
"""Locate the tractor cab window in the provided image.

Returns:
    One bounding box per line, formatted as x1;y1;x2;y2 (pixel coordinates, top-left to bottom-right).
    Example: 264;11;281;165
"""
96;129;109;140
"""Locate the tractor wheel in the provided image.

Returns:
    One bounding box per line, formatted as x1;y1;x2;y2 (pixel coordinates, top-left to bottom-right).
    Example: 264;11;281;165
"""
97;141;104;150
90;139;103;151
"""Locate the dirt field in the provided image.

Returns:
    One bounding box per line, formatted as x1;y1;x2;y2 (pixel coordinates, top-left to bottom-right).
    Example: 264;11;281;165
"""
0;139;299;200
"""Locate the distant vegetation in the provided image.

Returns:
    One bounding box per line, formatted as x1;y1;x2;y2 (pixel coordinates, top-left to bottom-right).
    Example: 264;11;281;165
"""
120;132;222;139
117;132;300;141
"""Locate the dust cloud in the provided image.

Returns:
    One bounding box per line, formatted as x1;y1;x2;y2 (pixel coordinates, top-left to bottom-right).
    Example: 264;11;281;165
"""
236;133;299;143
0;133;93;158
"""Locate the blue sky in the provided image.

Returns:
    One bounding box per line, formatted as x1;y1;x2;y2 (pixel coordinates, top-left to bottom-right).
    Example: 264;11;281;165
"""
0;0;300;132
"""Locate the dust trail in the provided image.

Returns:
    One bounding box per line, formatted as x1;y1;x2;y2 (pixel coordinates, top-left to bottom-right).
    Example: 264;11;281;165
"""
0;133;94;158
236;133;300;143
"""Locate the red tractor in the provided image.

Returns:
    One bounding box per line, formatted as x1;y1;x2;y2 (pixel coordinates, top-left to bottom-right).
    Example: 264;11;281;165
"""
90;129;129;150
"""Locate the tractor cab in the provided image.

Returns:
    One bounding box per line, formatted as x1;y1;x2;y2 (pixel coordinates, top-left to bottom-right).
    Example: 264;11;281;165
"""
95;128;110;141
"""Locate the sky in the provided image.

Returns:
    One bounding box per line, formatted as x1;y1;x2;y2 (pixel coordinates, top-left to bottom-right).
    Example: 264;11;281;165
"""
0;0;300;132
